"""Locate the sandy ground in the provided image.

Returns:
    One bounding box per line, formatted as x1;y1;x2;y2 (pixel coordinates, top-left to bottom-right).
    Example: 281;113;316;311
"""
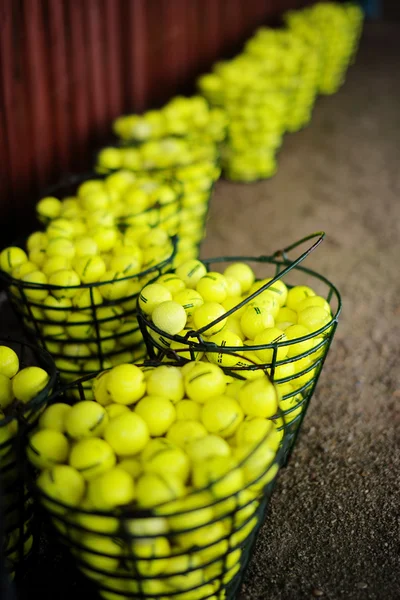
2;22;399;600
201;23;400;600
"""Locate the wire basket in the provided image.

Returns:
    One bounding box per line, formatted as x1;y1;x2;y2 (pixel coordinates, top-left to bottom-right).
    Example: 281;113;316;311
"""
0;338;57;582
138;233;341;459
27;368;284;600
0;239;178;382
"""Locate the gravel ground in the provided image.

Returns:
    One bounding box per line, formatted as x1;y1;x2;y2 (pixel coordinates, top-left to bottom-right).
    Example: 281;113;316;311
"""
2;22;399;600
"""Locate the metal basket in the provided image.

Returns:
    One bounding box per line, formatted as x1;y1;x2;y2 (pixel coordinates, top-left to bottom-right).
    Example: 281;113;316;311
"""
0;240;177;382
28;369;284;600
0;338;57;582
138;233;341;460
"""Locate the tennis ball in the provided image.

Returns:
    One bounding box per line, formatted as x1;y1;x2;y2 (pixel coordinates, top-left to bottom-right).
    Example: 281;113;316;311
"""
175;399;201;421
88;466;135;510
240;305;275;340
69;438;116;480
297;295;331;315
117;457;142;479
74;256;107;284
106;364;146;405
65;401;108;439
48;269;80;298
92;228;119;253
286;285;316;310
260;278;288;307
39;403;71;432
279;394;303;425
206;330;243;367
224;315;245;341
184;363;226;403
28;246;47;267
223;263;255;294
27;231;48;252
95;306;124;332
131;536;170;577
20;270;48;301
0;247;28;275
74;500;119;535
104;412;149;456
37;465;85;508
116;319;143;346
284;324;314;358
224;276;242;298
109;254;141;277
235;443;277;490
78;534;125;572
235;417;279;450
193;456;244;498
175;519;227;554
175;259;207;288
72;288;103;310
146;366;184;403
0;374;13;411
104;403;129;420
136;472;185;508
98;271;130;301
74;237;99;257
275;307;297;330
12;367;50;403
156;274;186;295
11;261;37;280
65;312;93;339
163;554;204;590
253;327;288;363
201;396;244;438
187;435;231;463
192;302;227;336
0;346;19;378
138;284;172;316
225;379;246;400
297;306;331;334
42;296;72;322
142;439;190;481
46;238;76;260
47;218;75;239
196;273;229;304
173;289;204;318
134;395;176;436
166;420;208;449
152;301;187;335
238;378;278;419
27;429;69;469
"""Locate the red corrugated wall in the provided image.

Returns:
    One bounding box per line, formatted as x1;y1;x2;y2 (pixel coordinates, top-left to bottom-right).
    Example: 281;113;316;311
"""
0;0;309;244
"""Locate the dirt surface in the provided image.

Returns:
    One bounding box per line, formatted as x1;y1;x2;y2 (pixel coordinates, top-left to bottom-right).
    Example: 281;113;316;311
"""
201;23;400;600
2;22;399;600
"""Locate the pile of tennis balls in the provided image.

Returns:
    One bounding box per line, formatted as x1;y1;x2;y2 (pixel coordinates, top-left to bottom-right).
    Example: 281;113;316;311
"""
113;96;227;143
0;218;176;379
138;259;333;424
27;361;281;599
0;345;51;576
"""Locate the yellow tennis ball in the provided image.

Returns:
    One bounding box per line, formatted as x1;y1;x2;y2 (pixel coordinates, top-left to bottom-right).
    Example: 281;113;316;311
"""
65;401;108;439
196;272;229;303
104;412;149;456
88;467;135;510
192;302;227;335
146;365;185;403
28;247;47;267
136;472;185;508
206;330;243;367
117;457;142;480
175;259;207;288
286;285;316;310
234;443;278;490
192;456;244;498
284;324;314;358
72;288;103;310
297;306;331;334
152;300;187;335
173;289;204;318
92;372;112;406
131;536;170;577
235;417;278;450
158;491;214;534
163;554;204;590
48;269;80;298
27;231;48;252
109;253;142;277
0;346;19;378
139;283;172;315
92;228;118;253
95;306;124;332
187;434;231;463
0;373;13;411
11;261;38;280
78;534;124;573
175;399;201;421
42;296;72;323
74;256;107;284
69;438;116;480
21;270;48;301
12;367;50;403
166;420;208;449
141;438;190;481
74;236;99;257
39;403;72;432
253;327;288;363
37;464;85;510
156;274;186;295
46;238;76;260
0;247;28;275
275;306;297;330
184;362;226;403
279;394;303;425
134;395;176;436
223;263;255;294
42;256;71;278
106;364;146;405
296;295;331;315
238;377;279;419
98;271;130;301
240;305;275;340
65;312;93;339
201;396;244;438
27;429;69;469
47;218;75;239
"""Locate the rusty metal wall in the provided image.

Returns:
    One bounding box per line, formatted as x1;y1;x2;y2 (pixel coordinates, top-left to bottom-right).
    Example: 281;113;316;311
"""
0;0;308;243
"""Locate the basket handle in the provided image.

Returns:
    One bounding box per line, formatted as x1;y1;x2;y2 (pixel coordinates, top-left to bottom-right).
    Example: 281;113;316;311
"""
195;231;325;336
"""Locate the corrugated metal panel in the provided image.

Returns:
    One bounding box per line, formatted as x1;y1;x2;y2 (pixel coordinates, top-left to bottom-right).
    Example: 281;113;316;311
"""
0;0;308;244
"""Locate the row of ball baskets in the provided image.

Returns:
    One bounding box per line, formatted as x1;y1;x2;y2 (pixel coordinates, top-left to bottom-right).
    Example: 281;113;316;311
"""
0;230;341;599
